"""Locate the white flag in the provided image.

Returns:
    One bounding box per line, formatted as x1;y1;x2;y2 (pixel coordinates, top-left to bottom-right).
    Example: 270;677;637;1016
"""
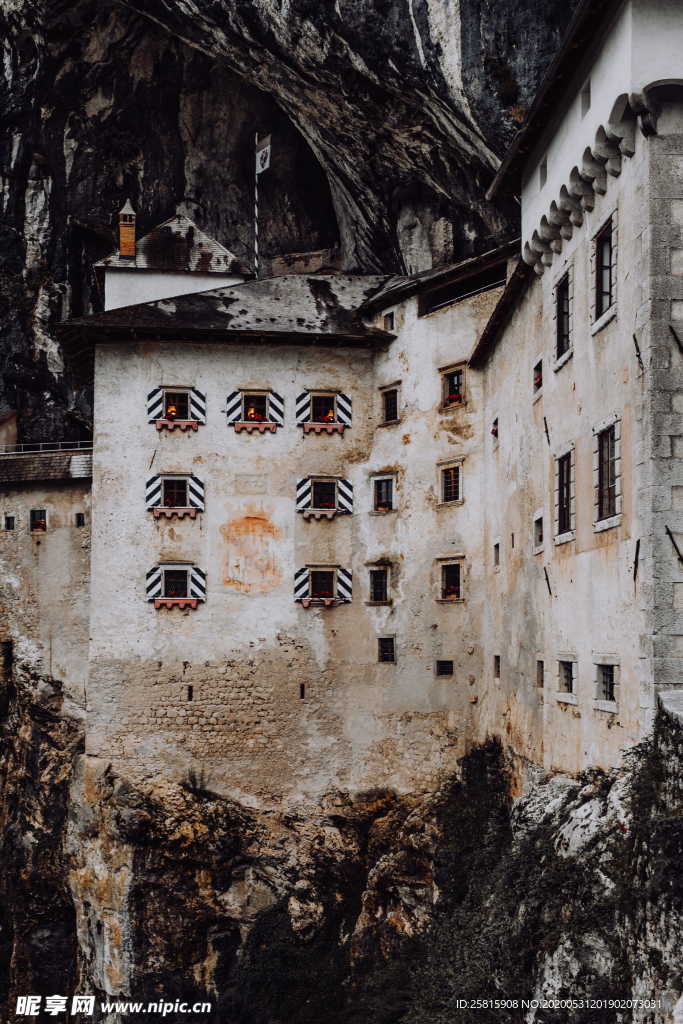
256;135;271;175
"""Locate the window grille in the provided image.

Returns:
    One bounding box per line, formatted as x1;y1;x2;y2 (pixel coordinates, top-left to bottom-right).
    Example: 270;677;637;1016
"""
557;452;572;534
435;660;454;677
164;569;189;598
310;480;337;510
595;219;613;317
311;394;336;423
373;478;393;512
30;509;47;532
242;394;268;422
441;563;461;600
441;466;460;503
443;367;464;406
559;660;575;693
597;425;617;520
556;274;571;358
597;664;616;701
369;568;389;602
382;388;398;423
378;637;395;663
164;391;189;420
163;478;188;508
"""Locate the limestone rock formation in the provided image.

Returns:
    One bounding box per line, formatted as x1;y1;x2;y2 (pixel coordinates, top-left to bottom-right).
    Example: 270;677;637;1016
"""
0;0;576;440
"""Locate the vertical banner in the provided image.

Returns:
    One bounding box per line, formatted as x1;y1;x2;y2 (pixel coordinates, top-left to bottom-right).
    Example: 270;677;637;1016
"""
254;134;271;279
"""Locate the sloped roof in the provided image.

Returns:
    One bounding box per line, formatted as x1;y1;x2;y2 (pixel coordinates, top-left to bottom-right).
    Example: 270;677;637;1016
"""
95;214;249;276
0;452;92;486
60;274;396;347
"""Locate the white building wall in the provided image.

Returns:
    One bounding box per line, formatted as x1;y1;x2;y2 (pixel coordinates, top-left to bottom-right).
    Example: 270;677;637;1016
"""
103;270;244;310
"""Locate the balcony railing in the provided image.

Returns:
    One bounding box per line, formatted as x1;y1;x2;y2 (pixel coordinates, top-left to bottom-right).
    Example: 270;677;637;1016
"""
0;441;93;456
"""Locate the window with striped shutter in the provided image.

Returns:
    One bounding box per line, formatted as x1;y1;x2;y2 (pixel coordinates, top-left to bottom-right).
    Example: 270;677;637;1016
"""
296;477;353;519
147;564;206;609
226;389;284;432
147;387;206;430
294;566;352;606
297;391;352;435
146;475;204;519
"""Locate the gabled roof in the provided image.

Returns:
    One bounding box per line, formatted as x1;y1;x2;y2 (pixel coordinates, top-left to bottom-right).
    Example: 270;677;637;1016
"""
59;274;396;349
95;214;250;276
487;0;624;200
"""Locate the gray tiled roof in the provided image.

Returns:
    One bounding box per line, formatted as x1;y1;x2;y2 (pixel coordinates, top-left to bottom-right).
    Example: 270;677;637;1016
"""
0;452;92;486
95;215;248;276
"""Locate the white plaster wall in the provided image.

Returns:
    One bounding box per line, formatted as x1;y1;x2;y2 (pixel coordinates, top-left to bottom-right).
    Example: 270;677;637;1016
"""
104;270;244;310
484;115;651;773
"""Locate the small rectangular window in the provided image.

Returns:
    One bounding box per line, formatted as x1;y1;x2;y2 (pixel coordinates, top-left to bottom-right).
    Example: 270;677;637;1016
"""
559;660;575;694
595;219;614;318
310;570;335;599
312;480;337;510
597;425;617;520
597;664;616;701
441;466;460;503
557;452;572;535
435;660;454;677
4;515;15;531
536;660;544;688
378;636;396;663
441;563;461;600
534;515;544;548
493;542;500;567
382;388;399;423
442;367;465;407
311;394;336;423
491;417;499;440
494;655;501;678
533;360;543;393
163;569;189;598
243;393;268;422
369;567;389;603
30;509;47;532
163;478;188;508
556;274;571;359
373;478;394;512
187;685;194;702
383;312;395;332
539;156;547;189
581;79;591;117
75;512;86;528
164;391;189;420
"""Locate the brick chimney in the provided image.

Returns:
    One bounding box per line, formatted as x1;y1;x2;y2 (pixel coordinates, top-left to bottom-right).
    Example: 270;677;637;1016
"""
118;198;136;259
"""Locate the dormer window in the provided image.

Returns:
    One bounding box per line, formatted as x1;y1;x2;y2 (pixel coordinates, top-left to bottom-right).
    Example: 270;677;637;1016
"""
296;390;352;435
147;386;206;431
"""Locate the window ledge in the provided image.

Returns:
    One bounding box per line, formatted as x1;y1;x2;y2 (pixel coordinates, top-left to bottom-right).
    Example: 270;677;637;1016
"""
370;508;396;516
437;499;464;509
436;597;464;604
154;598;199;610
155;419;199;432
302;422;347;436
378;419;401;428
591;305;617;335
233;421;278;434
440;400;466;412
365;599;393;607
152;507;199;520
556;692;578;705
533;544;544;556
298;597;344;608
594;699;618;713
553;348;573;373
301;508;347;521
593;514;621;533
554;530;575;546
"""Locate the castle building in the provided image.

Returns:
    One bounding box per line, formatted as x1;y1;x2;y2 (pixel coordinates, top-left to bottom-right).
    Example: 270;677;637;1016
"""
1;0;681;804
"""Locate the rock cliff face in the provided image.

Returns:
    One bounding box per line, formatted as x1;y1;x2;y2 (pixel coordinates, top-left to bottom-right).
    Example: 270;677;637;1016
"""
2;659;682;1022
0;0;575;440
